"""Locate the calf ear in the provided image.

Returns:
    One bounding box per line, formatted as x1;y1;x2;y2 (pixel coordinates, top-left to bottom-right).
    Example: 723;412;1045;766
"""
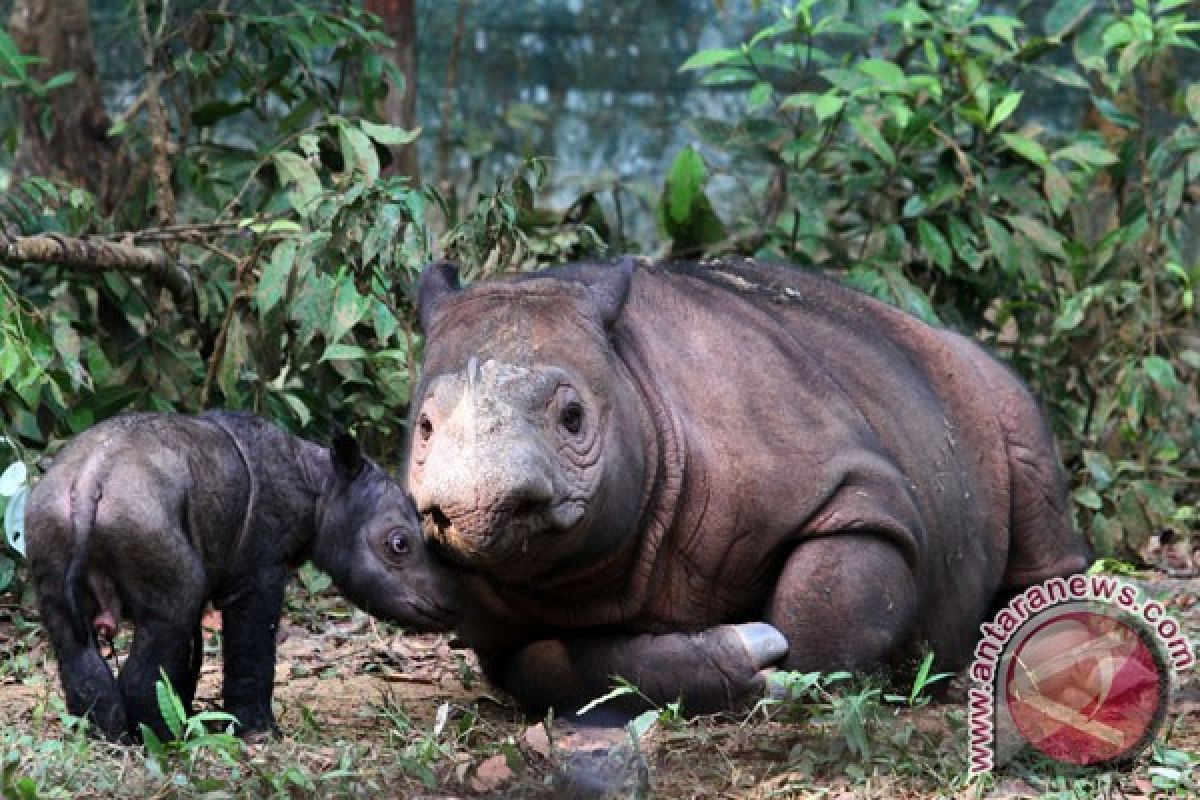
330;426;364;481
584;256;635;326
417;260;462;332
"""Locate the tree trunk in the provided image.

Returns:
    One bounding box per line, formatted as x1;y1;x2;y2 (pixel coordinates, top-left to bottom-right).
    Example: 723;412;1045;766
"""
365;0;419;182
8;0;127;212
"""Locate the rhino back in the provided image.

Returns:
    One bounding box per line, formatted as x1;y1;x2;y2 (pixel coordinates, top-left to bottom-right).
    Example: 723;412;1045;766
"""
27;414;252;593
606;261;1074;647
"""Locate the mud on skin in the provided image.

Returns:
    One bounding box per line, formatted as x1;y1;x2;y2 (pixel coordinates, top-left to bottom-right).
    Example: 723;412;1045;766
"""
25;410;460;742
406;256;1092;719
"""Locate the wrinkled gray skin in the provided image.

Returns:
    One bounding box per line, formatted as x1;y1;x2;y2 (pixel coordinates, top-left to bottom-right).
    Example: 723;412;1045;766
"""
407;257;1091;718
26;410;458;741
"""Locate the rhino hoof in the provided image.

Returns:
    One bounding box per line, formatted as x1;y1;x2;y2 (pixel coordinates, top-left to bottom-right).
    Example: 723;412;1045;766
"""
731;622;789;667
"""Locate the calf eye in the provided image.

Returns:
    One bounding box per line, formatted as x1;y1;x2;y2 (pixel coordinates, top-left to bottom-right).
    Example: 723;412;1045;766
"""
559;401;584;435
388;531;410;556
417;414;433;441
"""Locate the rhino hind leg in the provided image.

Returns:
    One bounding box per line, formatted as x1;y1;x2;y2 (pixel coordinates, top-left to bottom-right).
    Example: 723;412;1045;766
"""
118;610;205;740
767;533;918;673
486;622;788;722
218;565;289;736
36;585;128;740
947;333;1091;585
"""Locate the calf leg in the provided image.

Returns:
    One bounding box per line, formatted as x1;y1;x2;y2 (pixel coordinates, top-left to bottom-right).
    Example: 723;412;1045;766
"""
485;622;788;721
766;533;918;672
118;612;204;740
218;566;288;735
36;585;127;740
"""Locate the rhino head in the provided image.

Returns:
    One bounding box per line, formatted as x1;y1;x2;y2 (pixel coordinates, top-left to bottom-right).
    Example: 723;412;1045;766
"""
311;430;460;630
407;259;648;579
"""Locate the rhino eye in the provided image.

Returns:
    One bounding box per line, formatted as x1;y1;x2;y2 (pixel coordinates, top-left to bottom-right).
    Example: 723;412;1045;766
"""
559;401;584;435
417;413;433;442
388;531;410;556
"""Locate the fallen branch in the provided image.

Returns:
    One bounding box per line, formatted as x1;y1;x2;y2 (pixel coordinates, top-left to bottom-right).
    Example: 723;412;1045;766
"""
0;232;195;311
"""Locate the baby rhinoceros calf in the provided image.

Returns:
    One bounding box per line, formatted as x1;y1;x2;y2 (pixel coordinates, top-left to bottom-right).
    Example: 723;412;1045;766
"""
26;410;458;742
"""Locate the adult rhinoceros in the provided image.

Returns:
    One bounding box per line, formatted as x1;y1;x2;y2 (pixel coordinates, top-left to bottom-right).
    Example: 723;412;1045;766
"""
405;257;1090;715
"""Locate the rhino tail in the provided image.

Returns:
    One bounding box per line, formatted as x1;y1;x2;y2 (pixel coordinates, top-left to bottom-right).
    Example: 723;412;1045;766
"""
63;463;106;644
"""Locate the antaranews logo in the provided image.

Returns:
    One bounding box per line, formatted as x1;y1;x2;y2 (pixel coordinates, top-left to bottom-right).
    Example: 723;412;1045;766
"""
968;573;1194;774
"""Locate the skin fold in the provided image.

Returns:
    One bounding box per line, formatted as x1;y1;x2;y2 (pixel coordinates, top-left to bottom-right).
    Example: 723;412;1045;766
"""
406;257;1092;718
26;410;459;741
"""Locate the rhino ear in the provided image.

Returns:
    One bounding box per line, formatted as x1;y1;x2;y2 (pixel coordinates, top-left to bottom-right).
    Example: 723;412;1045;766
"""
584;256;635;326
417;260;462;332
330;426;364;481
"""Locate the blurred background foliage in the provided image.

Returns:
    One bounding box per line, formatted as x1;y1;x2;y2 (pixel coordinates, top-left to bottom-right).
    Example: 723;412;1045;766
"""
0;0;1196;592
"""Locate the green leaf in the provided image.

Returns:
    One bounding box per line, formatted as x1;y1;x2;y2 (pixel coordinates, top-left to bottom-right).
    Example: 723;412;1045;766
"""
746;82;773;111
857;59;908;91
0;462;26;497
628;709;659;739
1035;66;1090;89
217;313;250;404
256;239;296;317
1083;450;1116;490
320;343;368;362
982;216;1019;275
577;684;637;716
1091;97;1138;129
1073;487;1103;510
1008;214;1067;260
338;123;380;183
272;151;322;214
190;99;252;127
665;146;707;225
813;92;845;121
0;344;19;385
988;91;1022;132
1044;0;1096;38
359;120;421;146
849;116;895;165
155;670;185;739
0;554;14;592
1142;356;1180;391
1043;166;1072;216
679;48;742;72
139;724;164;757
917;219;953;272
328;279;370;344
999;132;1048;167
41;71;76;92
1186;84;1200;124
4;484;26;556
1052;142;1118;166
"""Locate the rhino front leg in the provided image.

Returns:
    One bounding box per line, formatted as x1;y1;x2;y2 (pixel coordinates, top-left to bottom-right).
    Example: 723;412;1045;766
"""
485;623;788;721
218;565;288;735
767;533;917;673
36;585;128;740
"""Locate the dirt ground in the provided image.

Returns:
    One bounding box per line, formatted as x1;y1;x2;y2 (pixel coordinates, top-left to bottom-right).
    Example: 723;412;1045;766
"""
1;573;1197;799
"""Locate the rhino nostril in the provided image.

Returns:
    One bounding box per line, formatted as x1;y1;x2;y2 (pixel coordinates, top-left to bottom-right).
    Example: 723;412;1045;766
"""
427;506;452;535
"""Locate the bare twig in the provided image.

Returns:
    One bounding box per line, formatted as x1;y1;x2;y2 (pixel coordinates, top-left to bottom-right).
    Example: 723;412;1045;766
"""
199;241;262;407
436;0;470;186
930;124;976;191
0;232;194;311
138;0;176;229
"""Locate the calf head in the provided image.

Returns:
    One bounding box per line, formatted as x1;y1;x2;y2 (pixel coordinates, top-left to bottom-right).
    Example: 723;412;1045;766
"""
313;431;459;630
407;259;648;579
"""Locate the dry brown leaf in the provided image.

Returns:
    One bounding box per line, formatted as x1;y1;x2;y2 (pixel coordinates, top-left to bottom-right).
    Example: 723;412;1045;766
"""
468;754;513;793
523;722;551;758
